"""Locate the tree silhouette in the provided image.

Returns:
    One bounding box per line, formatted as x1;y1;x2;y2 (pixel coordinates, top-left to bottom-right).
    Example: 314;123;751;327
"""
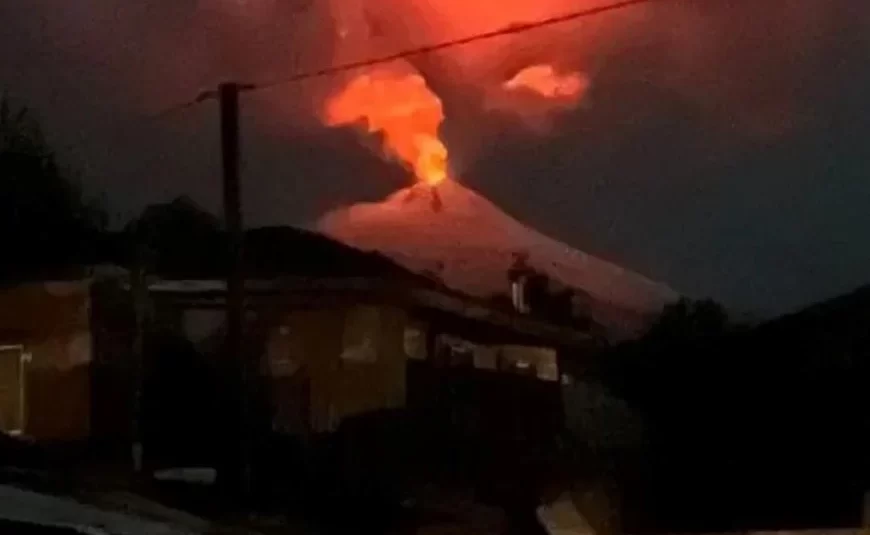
124;196;223;277
647;297;731;341
0;94;106;282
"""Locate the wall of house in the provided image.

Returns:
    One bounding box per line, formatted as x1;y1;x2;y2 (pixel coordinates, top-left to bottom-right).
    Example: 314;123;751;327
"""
0;281;92;440
332;305;408;427
265;304;410;435
433;333;561;382
89;281;136;447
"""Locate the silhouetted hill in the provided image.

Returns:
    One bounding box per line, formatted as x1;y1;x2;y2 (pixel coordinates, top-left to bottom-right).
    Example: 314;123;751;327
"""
592;285;870;533
754;284;870;348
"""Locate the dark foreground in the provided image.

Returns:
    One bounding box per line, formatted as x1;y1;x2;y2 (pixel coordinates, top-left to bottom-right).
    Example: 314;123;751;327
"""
0;518;81;534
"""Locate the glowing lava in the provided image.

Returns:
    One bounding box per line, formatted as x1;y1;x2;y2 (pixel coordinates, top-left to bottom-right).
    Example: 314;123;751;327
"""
504;64;589;101
323;65;449;187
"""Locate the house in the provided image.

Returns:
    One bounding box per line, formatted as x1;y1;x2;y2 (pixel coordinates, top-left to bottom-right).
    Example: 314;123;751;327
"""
125;226;596;450
0;270;125;441
140;275;592;437
0;226;597;473
0;280;90;439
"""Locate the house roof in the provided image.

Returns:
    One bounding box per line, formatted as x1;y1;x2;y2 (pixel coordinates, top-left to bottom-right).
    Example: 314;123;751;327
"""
145;277;593;349
0;225;437;291
127;225;439;286
126;224;593;346
0;222;594;348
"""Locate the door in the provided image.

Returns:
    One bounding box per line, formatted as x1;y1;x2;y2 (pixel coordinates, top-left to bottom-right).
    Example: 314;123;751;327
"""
0;345;25;434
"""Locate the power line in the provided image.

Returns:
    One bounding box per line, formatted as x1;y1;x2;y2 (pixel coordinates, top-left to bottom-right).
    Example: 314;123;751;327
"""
152;0;668;117
248;0;665;92
148;92;213;120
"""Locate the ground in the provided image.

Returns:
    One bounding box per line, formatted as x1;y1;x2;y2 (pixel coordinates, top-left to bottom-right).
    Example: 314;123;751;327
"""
0;518;81;534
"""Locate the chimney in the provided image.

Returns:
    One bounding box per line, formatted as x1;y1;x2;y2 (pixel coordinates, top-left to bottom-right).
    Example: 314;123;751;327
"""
511;276;530;314
508;252;532;314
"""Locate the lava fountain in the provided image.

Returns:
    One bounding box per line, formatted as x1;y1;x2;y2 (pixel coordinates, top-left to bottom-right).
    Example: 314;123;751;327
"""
322;63;449;187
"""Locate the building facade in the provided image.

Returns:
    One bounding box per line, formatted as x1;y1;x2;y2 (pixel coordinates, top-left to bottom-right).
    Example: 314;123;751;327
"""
0;281;101;440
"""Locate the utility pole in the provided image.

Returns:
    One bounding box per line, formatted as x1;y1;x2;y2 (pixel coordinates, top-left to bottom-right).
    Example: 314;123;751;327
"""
219;82;250;495
862;489;869;529
130;258;147;475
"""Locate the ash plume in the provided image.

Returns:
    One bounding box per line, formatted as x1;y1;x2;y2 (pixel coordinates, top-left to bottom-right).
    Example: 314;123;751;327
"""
35;0;868;143
320;0;870;163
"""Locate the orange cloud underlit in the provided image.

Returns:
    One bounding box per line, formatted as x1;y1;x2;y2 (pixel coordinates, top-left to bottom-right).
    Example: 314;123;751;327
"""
504;65;590;101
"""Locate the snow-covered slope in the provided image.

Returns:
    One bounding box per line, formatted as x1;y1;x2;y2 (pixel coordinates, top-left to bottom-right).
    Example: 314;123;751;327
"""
316;181;678;338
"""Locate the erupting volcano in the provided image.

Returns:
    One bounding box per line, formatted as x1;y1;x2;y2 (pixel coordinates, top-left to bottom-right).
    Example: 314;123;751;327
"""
316;8;676;339
317;181;677;339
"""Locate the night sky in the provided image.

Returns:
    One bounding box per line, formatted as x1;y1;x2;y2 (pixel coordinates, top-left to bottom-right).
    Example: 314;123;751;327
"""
1;0;869;317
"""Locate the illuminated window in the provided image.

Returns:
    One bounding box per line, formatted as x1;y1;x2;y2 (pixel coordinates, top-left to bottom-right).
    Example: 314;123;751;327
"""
0;345;26;435
473;345;498;371
435;334;475;368
266;325;302;377
341;306;380;363
498;346;559;381
403;325;427;361
183;309;224;348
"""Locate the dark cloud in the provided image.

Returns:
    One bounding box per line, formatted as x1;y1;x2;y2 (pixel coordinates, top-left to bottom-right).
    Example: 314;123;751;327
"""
1;0;869;315
456;0;870;313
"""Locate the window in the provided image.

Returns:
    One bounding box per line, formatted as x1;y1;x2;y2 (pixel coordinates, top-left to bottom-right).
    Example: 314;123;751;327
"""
403;325;427;361
183;309;224;348
498;345;559;381
0;345;26;434
473;345;498;371
435;334;475;368
341;306;380;363
266;325;302;377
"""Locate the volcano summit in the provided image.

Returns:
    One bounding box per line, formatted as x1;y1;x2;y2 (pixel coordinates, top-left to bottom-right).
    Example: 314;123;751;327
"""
317;181;678;339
